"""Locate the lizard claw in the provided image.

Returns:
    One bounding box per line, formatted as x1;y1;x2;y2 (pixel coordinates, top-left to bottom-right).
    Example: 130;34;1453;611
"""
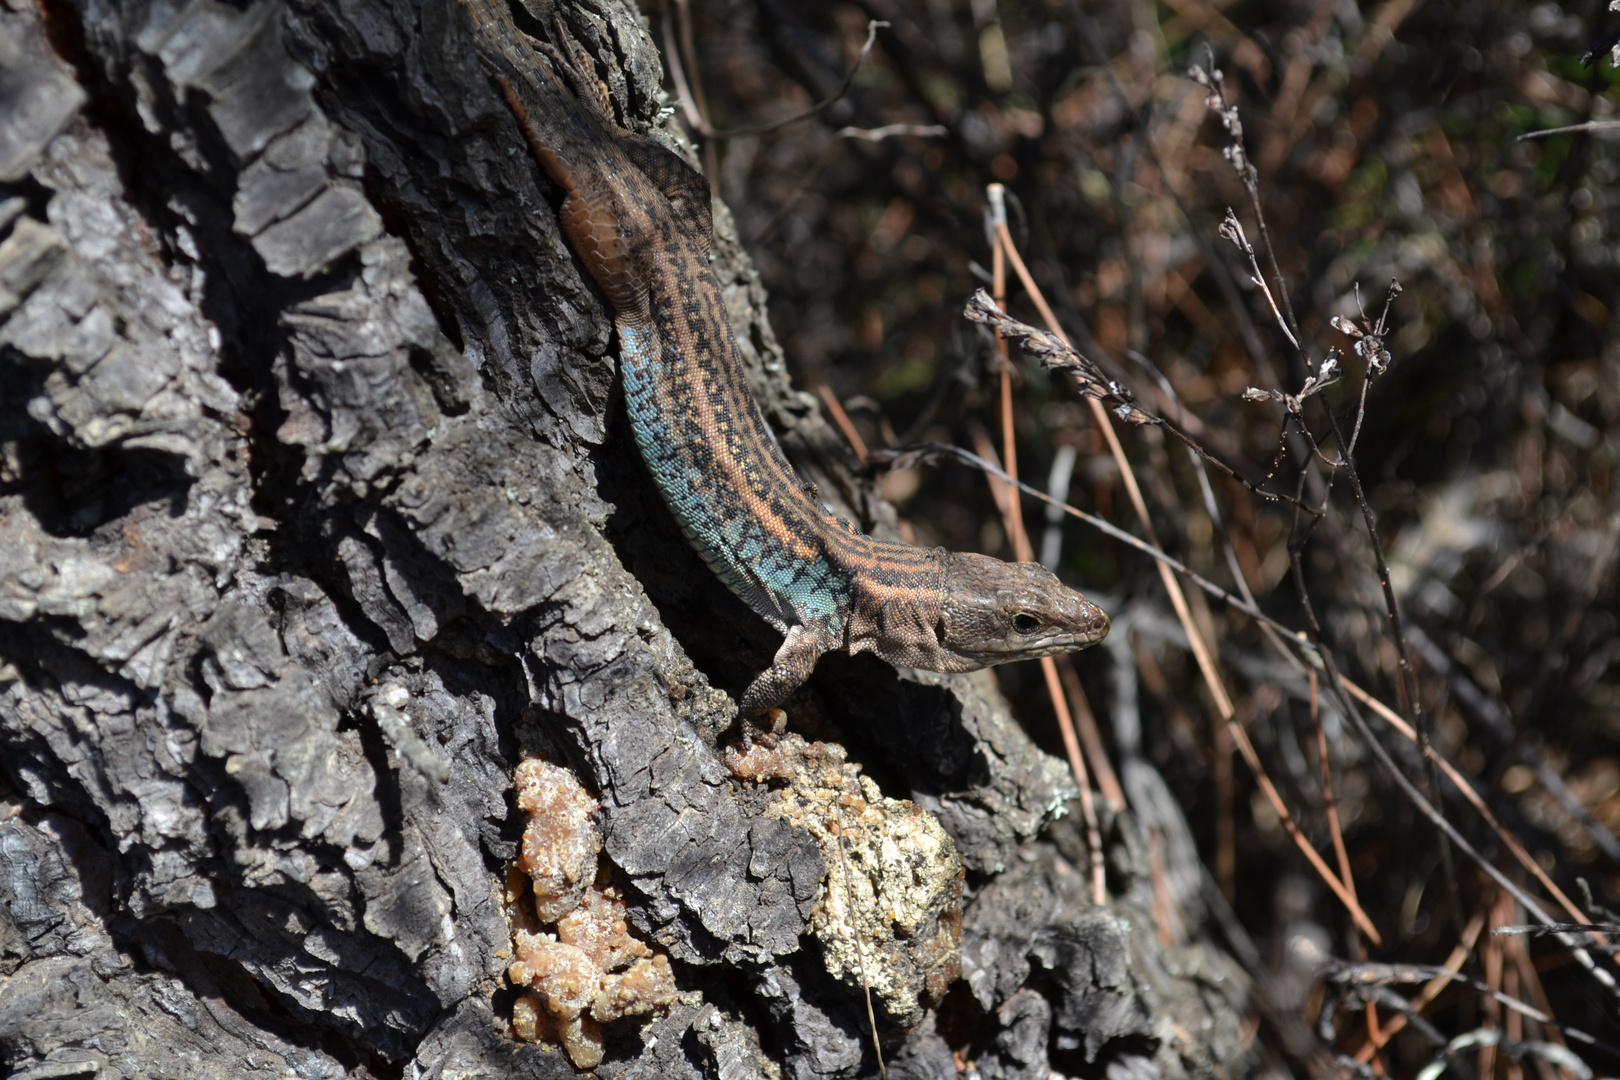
740;708;787;750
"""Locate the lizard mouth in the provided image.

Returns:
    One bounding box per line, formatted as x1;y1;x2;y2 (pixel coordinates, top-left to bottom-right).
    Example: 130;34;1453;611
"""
945;602;1111;667
988;606;1111;662
1046;610;1112;652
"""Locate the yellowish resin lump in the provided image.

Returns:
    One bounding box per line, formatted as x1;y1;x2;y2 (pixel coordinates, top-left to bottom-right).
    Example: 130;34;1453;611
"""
505;757;679;1067
556;885;651;971
511;994;604;1069
593;955;677;1021
509;931;599;1020
514;758;601;922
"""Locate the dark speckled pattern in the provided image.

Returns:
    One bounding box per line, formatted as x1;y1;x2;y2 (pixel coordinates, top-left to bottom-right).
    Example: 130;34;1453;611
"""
463;0;1108;714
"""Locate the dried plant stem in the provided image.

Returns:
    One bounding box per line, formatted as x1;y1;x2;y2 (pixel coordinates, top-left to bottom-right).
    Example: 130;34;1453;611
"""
1221;210;1299;351
1311;668;1369;951
1355;911;1486;1061
818;385;869;461
1313;407;1435;774
992;211;1237;720
832;802;886;1080
1214;711;1235;901
988;208;1315;919
1338;677;1602;935
1504;941;1524;1080
1103;397;1236;722
1226;714;1381;942
1507;923;1576;1078
989;213;1382;936
1366;1007;1387;1076
1056;657;1125;811
989;193;1030;561
1483;892;1510;1080
968;426;1106;905
983;187;1106;904
1043;656;1106;905
999;359;1025;558
1205;50;1462;942
1247;266;1460;935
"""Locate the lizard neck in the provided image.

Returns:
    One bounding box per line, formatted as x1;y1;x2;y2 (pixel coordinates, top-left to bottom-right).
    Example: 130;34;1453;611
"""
838;540;952;669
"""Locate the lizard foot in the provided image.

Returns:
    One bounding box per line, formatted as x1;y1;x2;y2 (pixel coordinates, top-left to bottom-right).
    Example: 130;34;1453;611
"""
530;17;615;125
740;707;787;750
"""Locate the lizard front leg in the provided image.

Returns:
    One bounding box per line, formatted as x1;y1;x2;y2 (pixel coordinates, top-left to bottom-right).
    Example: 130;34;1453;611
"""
739;623;828;717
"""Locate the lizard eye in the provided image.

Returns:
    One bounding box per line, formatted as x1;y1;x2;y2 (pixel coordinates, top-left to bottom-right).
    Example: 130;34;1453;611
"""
1012;613;1041;634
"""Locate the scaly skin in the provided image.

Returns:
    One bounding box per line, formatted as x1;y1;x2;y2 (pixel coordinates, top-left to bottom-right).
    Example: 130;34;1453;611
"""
461;0;1109;715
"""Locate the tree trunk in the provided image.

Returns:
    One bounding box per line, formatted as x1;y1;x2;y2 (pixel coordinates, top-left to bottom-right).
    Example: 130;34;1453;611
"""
0;0;1251;1076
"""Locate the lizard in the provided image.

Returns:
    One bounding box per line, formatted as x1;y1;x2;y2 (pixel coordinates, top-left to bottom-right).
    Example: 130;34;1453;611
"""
459;0;1110;718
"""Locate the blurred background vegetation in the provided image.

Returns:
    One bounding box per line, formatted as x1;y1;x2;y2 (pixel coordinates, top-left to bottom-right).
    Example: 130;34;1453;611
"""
664;0;1620;1074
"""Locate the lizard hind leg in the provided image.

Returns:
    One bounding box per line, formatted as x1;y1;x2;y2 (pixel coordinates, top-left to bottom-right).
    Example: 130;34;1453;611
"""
738;624;827;719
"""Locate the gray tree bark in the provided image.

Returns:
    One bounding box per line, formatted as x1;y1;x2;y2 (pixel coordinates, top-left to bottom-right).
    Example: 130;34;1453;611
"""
0;0;1253;1076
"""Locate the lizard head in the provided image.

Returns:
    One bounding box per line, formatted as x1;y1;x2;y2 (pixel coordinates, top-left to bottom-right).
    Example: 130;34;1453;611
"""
934;551;1110;669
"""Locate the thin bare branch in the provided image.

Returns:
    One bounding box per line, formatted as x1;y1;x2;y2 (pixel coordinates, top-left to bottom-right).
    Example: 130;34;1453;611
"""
1517;119;1620;140
834;122;947;141
667;18;891;140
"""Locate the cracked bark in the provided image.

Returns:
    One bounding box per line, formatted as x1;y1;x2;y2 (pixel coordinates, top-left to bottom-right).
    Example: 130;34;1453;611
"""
0;1;1252;1077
